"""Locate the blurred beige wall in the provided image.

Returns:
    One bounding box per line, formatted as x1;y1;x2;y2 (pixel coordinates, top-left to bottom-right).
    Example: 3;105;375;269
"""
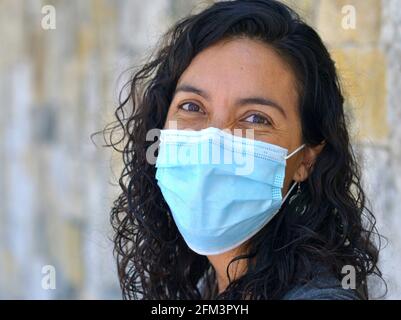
0;0;400;299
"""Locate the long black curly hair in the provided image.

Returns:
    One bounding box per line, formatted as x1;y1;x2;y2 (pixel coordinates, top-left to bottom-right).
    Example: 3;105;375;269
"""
95;0;384;299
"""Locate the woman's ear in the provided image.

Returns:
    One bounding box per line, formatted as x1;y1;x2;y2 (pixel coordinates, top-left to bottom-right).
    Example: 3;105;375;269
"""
292;141;325;182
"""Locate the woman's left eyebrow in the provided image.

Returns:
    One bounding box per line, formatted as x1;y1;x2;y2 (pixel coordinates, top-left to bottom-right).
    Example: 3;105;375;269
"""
235;97;287;119
174;84;211;100
174;83;286;118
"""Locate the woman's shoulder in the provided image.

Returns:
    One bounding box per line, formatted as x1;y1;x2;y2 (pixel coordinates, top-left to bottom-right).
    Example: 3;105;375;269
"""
282;271;360;300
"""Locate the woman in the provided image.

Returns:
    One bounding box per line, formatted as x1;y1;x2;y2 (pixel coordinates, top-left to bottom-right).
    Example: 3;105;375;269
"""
102;0;383;299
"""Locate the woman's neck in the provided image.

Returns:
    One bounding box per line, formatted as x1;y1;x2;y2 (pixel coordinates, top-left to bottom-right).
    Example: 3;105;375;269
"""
207;246;248;294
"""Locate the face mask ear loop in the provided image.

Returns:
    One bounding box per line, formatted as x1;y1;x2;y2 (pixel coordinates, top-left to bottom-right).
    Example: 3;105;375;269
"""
284;144;306;160
281;181;298;205
281;145;305;205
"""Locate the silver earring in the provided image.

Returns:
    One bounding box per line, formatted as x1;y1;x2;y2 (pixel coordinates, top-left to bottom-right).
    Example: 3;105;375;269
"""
296;203;307;216
290;182;307;216
289;182;301;205
296;182;308;216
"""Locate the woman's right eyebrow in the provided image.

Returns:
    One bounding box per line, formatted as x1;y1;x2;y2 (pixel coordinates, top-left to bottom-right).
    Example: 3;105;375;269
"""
173;83;211;100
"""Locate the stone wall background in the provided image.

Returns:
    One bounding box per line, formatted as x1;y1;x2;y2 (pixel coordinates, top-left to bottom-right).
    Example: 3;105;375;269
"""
0;0;400;299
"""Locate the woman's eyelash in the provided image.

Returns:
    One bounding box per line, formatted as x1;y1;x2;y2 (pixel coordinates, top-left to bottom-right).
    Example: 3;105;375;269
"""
177;103;272;126
178;102;205;113
243;113;273;126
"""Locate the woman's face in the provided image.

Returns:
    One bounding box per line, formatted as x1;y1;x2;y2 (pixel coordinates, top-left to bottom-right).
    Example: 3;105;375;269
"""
164;37;305;194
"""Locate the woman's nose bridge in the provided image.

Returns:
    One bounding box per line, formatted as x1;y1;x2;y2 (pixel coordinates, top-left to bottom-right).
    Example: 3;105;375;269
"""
206;107;236;130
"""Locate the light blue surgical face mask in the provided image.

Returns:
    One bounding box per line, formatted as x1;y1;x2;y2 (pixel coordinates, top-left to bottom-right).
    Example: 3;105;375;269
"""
155;127;305;255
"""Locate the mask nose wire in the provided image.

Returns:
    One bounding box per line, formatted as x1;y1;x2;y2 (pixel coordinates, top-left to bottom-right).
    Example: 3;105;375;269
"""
284;144;305;160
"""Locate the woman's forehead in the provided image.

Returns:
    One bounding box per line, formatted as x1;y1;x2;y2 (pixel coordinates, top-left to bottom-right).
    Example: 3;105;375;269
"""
175;38;299;115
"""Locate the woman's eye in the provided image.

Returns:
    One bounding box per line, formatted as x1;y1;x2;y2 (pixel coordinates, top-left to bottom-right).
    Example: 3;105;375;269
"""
243;113;272;126
178;102;204;113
